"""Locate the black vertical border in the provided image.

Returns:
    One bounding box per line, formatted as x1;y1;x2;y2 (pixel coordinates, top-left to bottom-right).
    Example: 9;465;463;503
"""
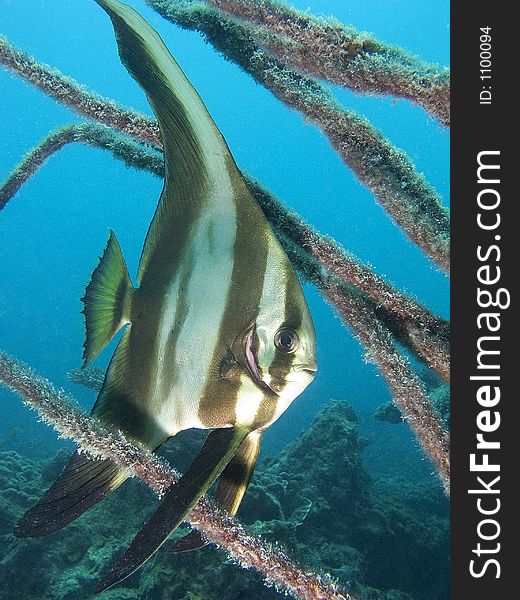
452;2;514;598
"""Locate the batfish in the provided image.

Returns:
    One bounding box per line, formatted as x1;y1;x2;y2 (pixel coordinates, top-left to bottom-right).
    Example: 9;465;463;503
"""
16;0;316;591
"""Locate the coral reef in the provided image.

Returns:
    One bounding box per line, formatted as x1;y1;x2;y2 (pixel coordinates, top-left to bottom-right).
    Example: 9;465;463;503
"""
239;401;449;600
0;399;448;600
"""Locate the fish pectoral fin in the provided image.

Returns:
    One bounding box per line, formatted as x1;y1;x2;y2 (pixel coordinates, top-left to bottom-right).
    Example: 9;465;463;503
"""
95;426;250;593
169;430;262;554
82;230;134;367
15;451;127;538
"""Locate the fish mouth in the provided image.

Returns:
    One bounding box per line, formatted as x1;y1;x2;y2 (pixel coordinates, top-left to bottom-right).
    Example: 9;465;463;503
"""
245;327;278;396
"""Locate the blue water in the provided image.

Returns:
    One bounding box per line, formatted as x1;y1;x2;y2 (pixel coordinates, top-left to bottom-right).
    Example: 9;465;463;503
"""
0;0;449;596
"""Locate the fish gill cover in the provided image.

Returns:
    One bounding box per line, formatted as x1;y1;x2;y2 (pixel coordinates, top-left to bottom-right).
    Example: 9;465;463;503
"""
0;1;449;599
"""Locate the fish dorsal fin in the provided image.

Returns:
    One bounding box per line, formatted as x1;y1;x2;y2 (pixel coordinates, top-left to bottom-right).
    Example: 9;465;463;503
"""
81;230;133;367
169;430;262;554
95;0;237;284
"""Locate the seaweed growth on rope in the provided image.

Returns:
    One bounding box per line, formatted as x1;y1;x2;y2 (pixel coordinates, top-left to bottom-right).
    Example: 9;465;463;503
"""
0;2;450;598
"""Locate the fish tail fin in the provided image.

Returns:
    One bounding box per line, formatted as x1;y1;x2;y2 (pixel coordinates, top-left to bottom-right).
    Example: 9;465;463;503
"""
95;427;250;593
169;430;262;554
81;229;133;367
15;451;127;538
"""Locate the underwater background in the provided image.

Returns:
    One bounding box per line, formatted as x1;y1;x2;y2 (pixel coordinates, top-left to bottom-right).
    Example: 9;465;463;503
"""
0;0;449;598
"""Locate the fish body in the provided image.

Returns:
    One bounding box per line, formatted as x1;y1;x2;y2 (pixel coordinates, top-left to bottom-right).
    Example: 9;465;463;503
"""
16;0;316;590
84;2;315;446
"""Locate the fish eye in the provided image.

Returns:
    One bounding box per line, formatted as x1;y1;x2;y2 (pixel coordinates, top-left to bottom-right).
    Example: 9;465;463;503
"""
274;328;299;353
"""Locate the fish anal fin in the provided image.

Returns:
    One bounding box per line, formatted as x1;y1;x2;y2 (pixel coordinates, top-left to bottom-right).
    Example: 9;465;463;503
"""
95;426;250;592
82;229;133;367
169;430;262;555
216;429;261;514
15;451;126;538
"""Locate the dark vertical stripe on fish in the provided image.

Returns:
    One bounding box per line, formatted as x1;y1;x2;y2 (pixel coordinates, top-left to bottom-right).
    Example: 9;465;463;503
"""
197;170;270;427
